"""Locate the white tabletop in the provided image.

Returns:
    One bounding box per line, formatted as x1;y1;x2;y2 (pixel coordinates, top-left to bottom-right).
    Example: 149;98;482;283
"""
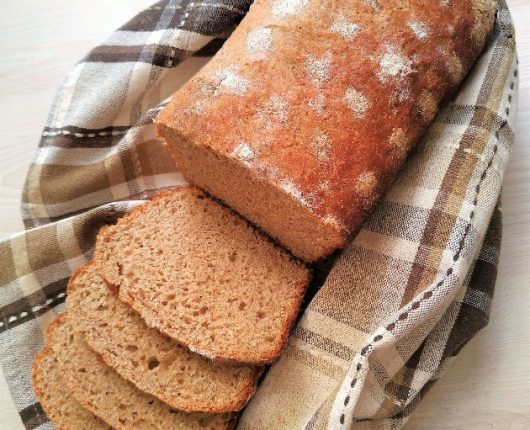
1;1;529;428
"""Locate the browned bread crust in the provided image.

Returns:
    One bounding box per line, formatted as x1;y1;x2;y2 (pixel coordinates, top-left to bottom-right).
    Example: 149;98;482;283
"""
157;0;497;261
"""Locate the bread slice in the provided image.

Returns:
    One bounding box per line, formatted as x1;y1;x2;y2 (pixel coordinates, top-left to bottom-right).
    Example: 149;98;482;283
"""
93;187;310;364
156;0;496;262
67;263;259;412
32;348;111;430
46;313;236;430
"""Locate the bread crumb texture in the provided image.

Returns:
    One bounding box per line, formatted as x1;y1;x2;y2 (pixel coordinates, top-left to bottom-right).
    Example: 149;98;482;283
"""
94;188;310;364
32;349;111;430
67;264;259;413
46;314;236;429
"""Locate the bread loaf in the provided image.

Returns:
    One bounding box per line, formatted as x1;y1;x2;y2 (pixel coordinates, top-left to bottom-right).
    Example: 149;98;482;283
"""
94;187;310;364
67;263;259;412
32;349;111;430
156;0;497;261
46;314;236;429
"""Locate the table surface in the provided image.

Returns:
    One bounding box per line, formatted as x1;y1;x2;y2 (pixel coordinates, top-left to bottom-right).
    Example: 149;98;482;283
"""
1;1;529;429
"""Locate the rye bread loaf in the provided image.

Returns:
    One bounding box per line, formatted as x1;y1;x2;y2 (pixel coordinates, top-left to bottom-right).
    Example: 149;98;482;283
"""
93;187;310;364
32;349;111;430
46;314;236;430
67;263;259;412
156;0;497;262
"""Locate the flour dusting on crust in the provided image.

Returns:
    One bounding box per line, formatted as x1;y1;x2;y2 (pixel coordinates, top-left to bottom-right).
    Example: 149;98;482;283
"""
185;99;209;115
419;90;437;121
307;94;326;115
363;0;380;10
407;19;430;40
355;171;378;198
232;142;255;163
390;85;412;104
247;28;273;59
213;68;250;96
446;53;464;83
389;128;408;158
310;129;332;162
319;180;331;192
272;0;309;18
377;46;415;82
279;179;313;208
257;94;289;123
322;215;344;231
343;87;369;117
330;17;360;40
306;51;332;86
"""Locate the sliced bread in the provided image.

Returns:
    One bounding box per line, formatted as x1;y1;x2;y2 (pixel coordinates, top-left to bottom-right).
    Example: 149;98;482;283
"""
93;187;310;364
46;313;236;430
32;348;111;430
67;263;259;412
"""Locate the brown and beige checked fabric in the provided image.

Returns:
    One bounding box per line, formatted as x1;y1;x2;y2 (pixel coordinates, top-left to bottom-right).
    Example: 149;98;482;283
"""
0;1;518;429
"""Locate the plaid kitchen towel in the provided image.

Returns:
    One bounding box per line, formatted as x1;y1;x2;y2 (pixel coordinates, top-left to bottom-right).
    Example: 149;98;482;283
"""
0;0;518;429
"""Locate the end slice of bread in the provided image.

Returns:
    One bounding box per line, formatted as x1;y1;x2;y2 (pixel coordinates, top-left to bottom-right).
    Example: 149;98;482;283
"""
94;187;310;364
46;314;236;430
32;348;112;430
67;263;259;412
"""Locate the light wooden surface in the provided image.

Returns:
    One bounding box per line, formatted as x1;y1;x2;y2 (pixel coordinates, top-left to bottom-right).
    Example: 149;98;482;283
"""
0;1;529;429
